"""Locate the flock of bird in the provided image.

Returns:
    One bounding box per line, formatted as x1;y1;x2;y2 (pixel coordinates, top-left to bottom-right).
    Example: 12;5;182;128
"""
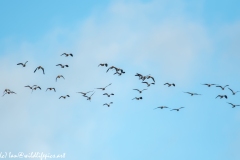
2;53;240;111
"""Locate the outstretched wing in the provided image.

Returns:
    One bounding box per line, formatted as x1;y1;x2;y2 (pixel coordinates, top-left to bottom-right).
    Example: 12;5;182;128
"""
228;88;234;94
34;67;38;73
41;68;45;74
17;63;23;65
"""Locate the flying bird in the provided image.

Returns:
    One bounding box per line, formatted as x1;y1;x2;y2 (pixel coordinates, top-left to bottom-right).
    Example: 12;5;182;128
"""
154;106;168;110
34;66;45;74
132;97;142;100
2;90;16;97
96;83;112;91
216;95;227;99
56;64;69;68
31;86;41;93
164;83;175;87
86;92;95;101
98;63;108;67
202;83;216;87
228;88;239;95
145;75;155;82
216;85;229;90
170;107;184;111
184;92;201;96
77;90;94;97
227;102;240;108
25;85;38;92
103;93;114;97
142;82;155;87
46;88;56;92
3;89;11;95
135;73;143;80
17;61;28;67
103;102;113;107
106;66;117;72
61;53;73;57
59;95;70;99
133;89;147;93
56;75;65;82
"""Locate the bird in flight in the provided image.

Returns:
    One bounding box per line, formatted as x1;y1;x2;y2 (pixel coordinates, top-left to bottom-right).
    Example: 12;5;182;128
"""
56;75;65;82
77;90;94;97
184;92;201;96
59;95;70;99
227;102;240;108
154;106;168;110
135;73;143;80
216;95;227;99
216;85;229;90
164;83;175;87
96;83;112;91
132;97;142;100
170;107;184;111
34;66;45;74
46;88;56;92
56;64;69;68
31;86;41;93
17;61;28;67
103;93;114;97
144;75;155;82
61;53;73;57
3;89;11;95
98;63;108;67
2;90;16;97
142;82;155;87
103;102;113;107
133;89;147;93
25;85;38;92
202;83;216;87
86;92;95;101
228;88;239;95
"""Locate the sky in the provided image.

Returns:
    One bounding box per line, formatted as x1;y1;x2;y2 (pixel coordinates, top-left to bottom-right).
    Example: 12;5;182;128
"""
0;0;240;160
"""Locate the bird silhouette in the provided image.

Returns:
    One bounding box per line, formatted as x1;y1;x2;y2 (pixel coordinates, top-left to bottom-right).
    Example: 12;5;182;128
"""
216;85;229;90
142;82;155;87
202;83;216;87
46;88;56;92
56;64;69;68
98;63;108;67
133;89;147;93
77;91;94;97
56;75;65;82
164;83;175;87
2;90;16;97
216;95;227;99
170;107;184;111
96;83;112;91
228;88;239;95
103;93;114;97
59;95;70;99
86;92;95;101
227;102;240;108
103;102;113;107
154;106;168;110
17;61;28;67
61;53;73;57
132;97;142;100
184;92;201;96
34;66;45;74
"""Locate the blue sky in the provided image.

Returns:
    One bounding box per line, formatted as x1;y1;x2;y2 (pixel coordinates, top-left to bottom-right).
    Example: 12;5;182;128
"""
0;0;240;160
